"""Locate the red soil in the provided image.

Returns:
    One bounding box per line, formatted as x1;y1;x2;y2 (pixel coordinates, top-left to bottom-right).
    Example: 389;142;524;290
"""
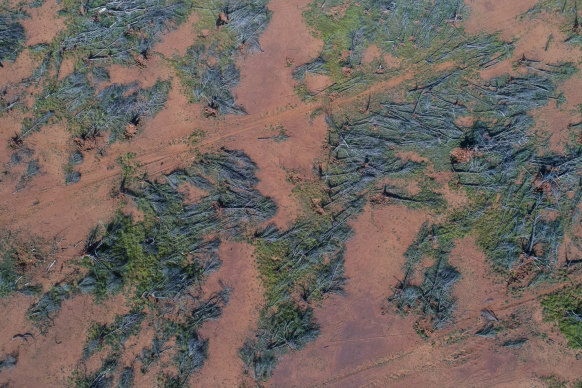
270;205;428;386
195;241;264;386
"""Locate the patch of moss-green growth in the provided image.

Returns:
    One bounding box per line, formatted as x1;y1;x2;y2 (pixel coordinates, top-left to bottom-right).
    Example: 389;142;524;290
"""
540;284;582;348
187;129;206;147
116;152;144;188
81;214;164;300
254;239;292;297
303;2;364;81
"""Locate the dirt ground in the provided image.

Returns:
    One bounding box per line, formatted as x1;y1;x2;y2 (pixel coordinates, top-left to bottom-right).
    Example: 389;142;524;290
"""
1;0;582;386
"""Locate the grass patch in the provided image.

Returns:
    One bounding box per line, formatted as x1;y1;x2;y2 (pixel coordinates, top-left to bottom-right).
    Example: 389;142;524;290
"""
541;284;582;348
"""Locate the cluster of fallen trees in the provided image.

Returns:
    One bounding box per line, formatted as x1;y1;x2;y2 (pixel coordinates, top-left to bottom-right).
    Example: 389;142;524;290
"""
361;0;466;50
179;44;247;115
298;0;511;84
389;221;463;331
26;149;276;384
83;310;146;359
386;62;581;322
177;0;272;115
0;5;26;66
12;68;170;185
2;0;274;188
73;288;231;387
239;209;354;379
240;302;320;380
220;0;272;52
524;0;582;45
60;0;193;65
79;149;274;301
22;69;170;144
293;52;578;338
2;0;194;187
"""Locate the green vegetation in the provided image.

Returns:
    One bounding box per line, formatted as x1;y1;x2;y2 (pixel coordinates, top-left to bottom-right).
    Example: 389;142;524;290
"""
373;60;582;322
239;66;474;379
13;65;169;185
258;124;288;143
541;284;582;348
116;151;144;188
186;129;206;146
